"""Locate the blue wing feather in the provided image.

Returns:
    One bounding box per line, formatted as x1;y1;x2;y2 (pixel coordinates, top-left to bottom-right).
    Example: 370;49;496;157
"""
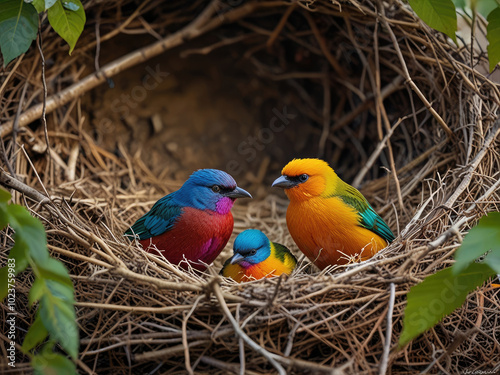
124;194;183;240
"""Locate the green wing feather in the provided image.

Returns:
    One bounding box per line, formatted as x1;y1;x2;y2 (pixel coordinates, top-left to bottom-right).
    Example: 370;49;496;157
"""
272;242;298;267
334;180;395;243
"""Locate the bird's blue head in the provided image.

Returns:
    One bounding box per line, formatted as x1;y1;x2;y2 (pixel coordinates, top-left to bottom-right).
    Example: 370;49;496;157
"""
175;169;251;214
230;229;271;268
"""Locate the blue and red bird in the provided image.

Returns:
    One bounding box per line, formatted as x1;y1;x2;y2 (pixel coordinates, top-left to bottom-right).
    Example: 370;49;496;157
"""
125;169;251;270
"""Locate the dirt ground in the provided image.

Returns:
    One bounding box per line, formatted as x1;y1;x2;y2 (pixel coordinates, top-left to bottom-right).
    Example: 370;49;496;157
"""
84;35;317;196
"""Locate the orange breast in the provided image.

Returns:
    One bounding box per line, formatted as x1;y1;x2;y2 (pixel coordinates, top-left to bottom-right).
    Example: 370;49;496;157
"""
222;257;293;283
286;196;387;269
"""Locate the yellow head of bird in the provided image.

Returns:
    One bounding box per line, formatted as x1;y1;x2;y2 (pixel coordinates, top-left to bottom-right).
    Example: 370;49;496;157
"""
272;158;337;201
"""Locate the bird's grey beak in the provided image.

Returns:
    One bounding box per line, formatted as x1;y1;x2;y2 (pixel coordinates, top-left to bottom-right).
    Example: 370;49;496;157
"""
230;253;245;265
272;175;297;189
224;186;252;199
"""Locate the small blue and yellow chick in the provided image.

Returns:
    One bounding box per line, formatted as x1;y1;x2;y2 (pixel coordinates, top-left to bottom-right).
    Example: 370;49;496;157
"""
221;229;297;282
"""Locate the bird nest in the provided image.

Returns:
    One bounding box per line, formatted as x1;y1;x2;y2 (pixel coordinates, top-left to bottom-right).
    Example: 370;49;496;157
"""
1;0;499;373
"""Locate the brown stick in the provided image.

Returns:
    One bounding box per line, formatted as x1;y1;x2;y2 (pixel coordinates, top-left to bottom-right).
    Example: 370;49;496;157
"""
377;4;454;138
75;302;195;314
211;280;287;375
0;170;50;204
304;11;346;77
266;3;297;51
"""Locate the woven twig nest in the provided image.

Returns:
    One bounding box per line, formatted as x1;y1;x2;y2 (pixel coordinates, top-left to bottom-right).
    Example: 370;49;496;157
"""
1;0;499;374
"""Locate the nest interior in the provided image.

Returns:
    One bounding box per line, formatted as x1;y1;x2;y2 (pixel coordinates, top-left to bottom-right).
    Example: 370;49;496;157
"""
1;0;499;374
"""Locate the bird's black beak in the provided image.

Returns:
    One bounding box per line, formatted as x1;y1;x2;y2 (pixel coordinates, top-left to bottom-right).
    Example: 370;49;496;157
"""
224;186;252;199
272;175;297;189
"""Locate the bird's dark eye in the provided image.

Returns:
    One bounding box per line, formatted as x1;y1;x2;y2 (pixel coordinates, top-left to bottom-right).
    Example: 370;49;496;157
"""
250;249;257;255
299;174;309;182
212;185;221;193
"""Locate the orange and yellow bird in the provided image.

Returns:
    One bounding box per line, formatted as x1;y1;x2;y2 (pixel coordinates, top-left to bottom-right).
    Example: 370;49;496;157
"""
221;229;297;282
272;158;394;270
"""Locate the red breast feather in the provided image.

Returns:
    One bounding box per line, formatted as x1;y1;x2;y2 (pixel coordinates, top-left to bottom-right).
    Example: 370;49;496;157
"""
140;207;233;270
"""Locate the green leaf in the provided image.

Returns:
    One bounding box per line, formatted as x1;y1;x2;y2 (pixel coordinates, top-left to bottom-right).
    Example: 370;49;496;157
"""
0;188;11;203
40;299;79;359
0;210;8;231
22;313;49;352
29;278;45;305
47;0;85;54
33;350;77;375
399;262;494;347
477;0;499;18
45;279;75;304
483;250;500;274
8;204;49;265
7;203;45;229
0;0;38;66
37;257;72;286
452;0;467;10
29;263;73;305
487;7;500;72
409;0;458;43
9;238;30;273
0;188;11;229
453;212;500;274
40;285;78;358
31;0;45;12
0;188;78;369
0;204;9;229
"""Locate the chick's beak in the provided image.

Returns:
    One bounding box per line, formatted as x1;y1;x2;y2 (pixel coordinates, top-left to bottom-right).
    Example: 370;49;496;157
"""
224;186;252;199
230;253;245;265
272;175;297;189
